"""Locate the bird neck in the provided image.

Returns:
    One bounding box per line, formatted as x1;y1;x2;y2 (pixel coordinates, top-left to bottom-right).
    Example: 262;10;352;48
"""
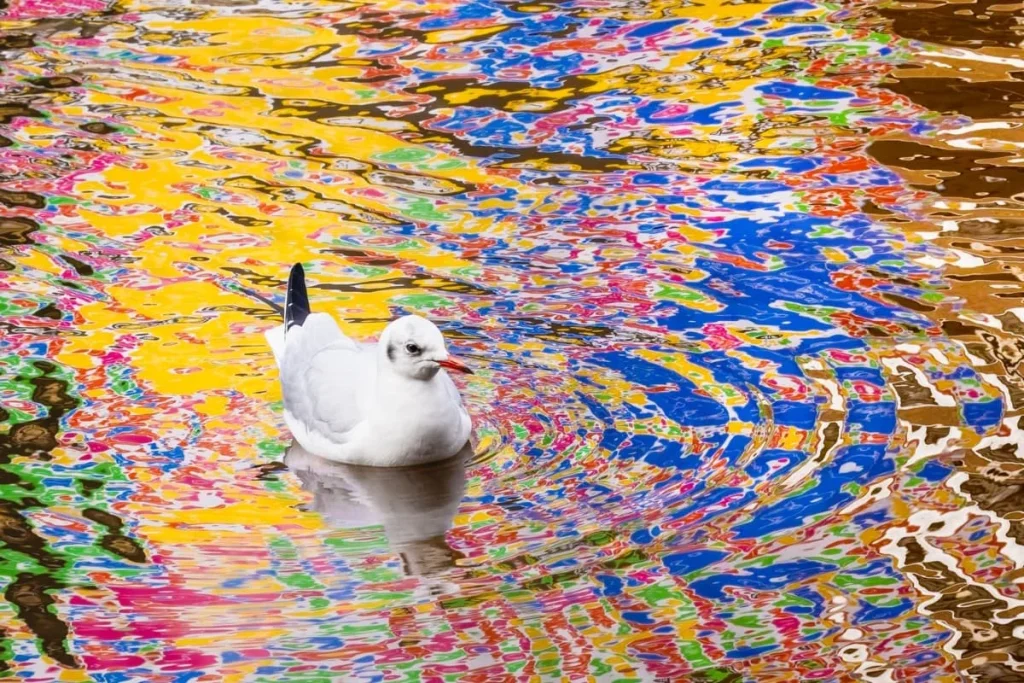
375;359;441;394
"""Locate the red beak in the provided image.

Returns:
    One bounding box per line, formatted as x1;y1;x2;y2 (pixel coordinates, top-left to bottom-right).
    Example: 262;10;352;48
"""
437;357;473;375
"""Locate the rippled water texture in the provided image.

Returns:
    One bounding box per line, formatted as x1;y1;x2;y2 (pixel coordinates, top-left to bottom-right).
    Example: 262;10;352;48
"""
1;0;1023;679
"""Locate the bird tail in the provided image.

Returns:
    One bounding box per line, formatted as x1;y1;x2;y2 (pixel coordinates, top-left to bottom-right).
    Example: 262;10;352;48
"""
285;263;310;332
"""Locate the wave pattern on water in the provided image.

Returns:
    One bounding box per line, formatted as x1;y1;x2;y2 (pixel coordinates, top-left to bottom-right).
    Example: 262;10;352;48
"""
0;0;1021;680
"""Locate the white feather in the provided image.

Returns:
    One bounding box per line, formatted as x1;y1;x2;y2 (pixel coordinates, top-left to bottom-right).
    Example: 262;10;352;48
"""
265;324;286;367
268;310;472;466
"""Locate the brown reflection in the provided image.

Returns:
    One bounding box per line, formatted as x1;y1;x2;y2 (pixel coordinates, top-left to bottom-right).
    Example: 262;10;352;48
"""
5;573;77;667
869;2;1024;680
0;502;63;569
886;532;1024;681
0;102;44;124
0;190;45;209
880;0;1024;49
83;509;147;563
26;76;80;89
0;361;149;668
867;0;1024;332
315;274;494;296
221;175;403;225
220;264;494;298
79;121;117;135
884;76;1024;120
61;255;94;277
869;139;1023;200
266;94;629;171
0;34;35;49
940;445;1024;681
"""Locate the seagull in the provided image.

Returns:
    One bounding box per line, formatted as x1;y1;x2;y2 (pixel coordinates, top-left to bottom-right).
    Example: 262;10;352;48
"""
265;264;473;467
285;441;468;576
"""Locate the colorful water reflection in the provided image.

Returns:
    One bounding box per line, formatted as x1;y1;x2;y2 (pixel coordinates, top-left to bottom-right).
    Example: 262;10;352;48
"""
1;0;1022;680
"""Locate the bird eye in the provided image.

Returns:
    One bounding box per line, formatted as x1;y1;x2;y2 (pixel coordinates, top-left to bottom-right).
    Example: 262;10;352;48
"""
405;343;421;356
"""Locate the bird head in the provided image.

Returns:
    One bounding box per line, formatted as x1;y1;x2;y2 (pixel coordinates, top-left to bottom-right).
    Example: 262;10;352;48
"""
380;315;473;381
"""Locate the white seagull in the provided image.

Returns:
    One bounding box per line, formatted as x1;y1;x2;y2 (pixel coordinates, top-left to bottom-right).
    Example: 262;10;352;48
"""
265;264;474;467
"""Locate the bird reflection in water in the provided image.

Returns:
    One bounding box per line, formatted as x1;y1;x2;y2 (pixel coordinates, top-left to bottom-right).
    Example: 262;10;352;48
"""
284;442;470;577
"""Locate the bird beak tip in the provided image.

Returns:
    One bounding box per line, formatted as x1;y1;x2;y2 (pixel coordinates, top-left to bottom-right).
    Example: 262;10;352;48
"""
438;358;474;375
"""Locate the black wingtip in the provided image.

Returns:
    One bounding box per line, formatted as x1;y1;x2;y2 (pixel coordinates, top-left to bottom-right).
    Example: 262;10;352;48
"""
285;263;310;331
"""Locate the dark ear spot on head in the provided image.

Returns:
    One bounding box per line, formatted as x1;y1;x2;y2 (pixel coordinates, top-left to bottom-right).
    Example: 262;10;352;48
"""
386;343;395;362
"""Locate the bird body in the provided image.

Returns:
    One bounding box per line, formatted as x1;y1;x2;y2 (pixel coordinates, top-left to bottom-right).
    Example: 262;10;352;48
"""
266;264;473;467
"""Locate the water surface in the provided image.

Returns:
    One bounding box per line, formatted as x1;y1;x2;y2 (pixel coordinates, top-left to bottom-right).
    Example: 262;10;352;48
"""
0;0;1022;680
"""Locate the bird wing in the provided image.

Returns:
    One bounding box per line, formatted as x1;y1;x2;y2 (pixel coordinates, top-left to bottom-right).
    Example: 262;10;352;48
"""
280;312;372;443
265;324;286;367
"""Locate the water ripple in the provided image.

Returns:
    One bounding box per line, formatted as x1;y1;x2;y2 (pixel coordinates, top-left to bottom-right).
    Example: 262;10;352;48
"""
0;0;1020;680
